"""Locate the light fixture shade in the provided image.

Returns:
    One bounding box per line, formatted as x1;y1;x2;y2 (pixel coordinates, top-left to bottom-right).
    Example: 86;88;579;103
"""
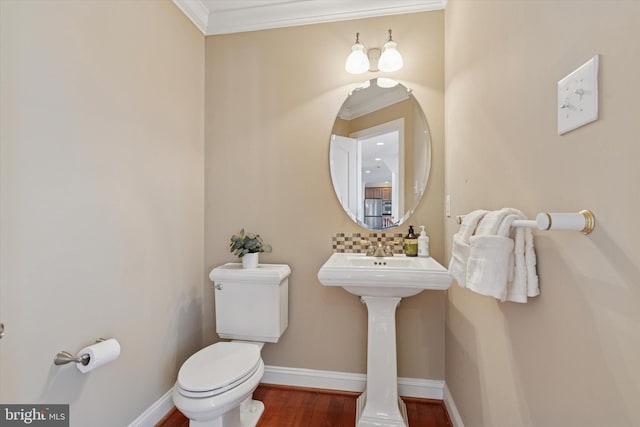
345;42;369;74
376;77;399;88
378;40;403;72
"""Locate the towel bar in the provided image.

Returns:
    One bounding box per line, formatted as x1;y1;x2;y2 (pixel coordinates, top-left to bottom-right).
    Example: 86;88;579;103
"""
456;210;595;234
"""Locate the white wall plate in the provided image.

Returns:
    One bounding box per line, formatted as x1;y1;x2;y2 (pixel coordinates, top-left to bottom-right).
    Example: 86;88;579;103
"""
557;54;599;135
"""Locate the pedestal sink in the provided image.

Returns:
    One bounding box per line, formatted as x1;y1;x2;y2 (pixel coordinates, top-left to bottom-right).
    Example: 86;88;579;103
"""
317;253;452;427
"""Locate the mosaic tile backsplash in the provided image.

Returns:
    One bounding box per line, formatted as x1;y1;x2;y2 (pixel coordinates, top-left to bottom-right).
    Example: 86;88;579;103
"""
332;232;405;254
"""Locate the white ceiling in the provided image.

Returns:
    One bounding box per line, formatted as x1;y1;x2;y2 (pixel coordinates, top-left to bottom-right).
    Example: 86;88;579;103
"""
172;0;446;35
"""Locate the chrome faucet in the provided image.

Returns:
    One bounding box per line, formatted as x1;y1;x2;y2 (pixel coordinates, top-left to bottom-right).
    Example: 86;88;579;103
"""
361;240;394;257
372;243;389;257
361;240;375;256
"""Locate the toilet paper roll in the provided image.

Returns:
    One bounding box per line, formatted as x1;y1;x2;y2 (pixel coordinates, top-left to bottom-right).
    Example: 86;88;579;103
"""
76;338;121;374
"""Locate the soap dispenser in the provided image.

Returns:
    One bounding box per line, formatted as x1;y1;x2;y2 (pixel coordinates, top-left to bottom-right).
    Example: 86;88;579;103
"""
404;225;418;257
418;225;429;257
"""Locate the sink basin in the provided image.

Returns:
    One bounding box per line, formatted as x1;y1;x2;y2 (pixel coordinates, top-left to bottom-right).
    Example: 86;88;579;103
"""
317;252;452;297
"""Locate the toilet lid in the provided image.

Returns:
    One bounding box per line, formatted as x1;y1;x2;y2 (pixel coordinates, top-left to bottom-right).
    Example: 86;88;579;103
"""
177;342;261;395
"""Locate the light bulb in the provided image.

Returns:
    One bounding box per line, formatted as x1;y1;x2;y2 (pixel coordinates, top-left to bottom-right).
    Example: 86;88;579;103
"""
376;77;399;88
345;33;369;74
378;30;403;72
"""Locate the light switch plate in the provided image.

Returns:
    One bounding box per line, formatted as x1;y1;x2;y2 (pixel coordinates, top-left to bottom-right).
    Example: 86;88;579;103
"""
557;55;599;135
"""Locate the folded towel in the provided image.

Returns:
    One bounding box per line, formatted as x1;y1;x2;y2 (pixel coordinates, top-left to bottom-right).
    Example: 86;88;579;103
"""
448;210;487;288
507;227;540;302
503;212;539;302
454;208;540;303
506;223;527;302
466;211;519;300
525;232;539;297
473;208;518;236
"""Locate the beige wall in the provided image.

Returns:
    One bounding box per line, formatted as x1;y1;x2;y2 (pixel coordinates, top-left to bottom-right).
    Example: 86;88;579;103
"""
0;1;204;425
445;1;640;426
204;11;445;379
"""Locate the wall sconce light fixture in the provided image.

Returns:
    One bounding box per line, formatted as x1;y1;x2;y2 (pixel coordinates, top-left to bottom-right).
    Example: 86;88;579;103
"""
345;32;369;74
345;29;403;74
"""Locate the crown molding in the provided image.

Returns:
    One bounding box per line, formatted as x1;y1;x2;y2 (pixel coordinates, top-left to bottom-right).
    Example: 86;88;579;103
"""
173;0;210;34
339;86;410;120
173;0;447;36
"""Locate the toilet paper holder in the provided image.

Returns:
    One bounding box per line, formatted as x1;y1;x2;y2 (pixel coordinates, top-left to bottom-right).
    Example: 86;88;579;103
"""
54;338;105;366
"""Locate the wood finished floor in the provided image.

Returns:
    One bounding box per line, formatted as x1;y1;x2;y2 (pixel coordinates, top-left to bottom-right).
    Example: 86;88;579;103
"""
157;384;452;427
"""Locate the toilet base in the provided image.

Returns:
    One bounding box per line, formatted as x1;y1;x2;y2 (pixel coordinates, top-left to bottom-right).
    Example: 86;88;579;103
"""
240;398;264;427
188;398;264;427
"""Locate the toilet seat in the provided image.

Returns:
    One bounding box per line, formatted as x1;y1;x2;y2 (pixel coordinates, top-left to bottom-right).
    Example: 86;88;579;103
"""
176;342;261;399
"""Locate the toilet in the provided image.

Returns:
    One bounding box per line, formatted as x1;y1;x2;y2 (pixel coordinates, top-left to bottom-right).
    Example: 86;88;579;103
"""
173;263;291;427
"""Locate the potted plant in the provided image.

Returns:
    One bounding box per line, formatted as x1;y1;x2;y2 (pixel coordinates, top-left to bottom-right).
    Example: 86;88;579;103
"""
229;229;272;268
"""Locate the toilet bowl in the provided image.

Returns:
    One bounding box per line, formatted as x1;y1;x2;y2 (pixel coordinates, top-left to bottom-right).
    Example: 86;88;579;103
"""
173;342;265;427
173;262;291;427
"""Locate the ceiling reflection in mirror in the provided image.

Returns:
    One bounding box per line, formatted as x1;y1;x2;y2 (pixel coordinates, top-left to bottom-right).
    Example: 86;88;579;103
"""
330;78;431;230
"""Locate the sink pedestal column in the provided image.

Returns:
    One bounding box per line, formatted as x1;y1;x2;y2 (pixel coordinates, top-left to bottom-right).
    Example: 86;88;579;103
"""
356;296;408;427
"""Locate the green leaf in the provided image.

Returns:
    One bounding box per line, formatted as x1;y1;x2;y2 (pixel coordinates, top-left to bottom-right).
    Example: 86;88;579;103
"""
228;228;271;257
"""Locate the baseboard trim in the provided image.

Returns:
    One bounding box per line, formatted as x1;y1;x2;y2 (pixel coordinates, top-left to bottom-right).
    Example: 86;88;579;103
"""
131;366;458;426
127;387;174;427
443;383;465;427
262;365;444;400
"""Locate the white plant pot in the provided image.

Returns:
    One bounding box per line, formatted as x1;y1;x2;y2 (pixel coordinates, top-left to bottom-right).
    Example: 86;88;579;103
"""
242;253;259;269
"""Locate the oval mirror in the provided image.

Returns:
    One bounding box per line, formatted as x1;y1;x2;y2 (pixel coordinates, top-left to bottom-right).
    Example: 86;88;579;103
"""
329;78;431;230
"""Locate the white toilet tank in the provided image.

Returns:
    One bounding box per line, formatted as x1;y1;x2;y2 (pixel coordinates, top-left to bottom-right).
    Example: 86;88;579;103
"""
209;263;290;343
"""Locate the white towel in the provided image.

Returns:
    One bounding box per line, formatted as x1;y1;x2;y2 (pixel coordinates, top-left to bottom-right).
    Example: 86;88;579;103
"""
448;210;487;288
466;209;519;300
455;208;540;303
525;231;539;297
507;224;540;302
